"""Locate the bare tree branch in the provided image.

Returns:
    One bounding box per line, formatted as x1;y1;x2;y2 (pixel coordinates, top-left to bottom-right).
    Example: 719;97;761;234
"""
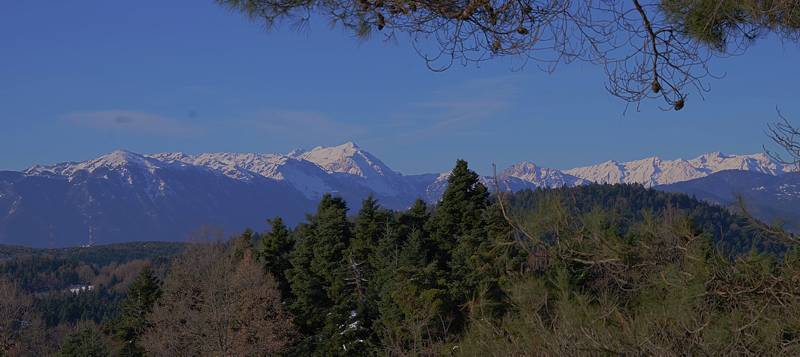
766;109;800;172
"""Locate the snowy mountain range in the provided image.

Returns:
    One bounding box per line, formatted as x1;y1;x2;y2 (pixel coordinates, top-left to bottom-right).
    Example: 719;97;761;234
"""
566;152;794;187
1;142;796;247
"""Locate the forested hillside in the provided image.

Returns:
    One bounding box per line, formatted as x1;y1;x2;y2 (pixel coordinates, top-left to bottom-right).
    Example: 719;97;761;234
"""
2;161;799;356
659;170;800;233
0;242;182;355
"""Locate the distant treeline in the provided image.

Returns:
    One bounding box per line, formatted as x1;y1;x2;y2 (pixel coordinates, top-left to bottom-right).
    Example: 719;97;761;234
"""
0;241;185;266
1;160;799;356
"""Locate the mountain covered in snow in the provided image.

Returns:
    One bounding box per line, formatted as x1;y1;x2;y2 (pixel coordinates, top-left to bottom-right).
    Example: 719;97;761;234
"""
3;150;314;247
1;143;796;247
566;152;794;187
148;142;434;209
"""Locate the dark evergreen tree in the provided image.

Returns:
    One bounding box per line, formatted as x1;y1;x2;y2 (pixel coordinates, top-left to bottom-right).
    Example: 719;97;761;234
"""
485;202;528;278
428;159;489;257
113;267;161;357
57;327;110;357
349;197;383;311
399;199;430;236
287;194;356;355
341;196;403;353
258;217;294;299
427;159;500;327
372;199;429;288
351;196;385;260
376;228;451;351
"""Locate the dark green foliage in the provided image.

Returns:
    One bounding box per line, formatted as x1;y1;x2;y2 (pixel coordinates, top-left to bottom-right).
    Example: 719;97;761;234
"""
428;159;489;256
399;198;430;234
57;327;110;357
427;160;502;329
0;256;91;293
661;0;800;51
507;184;788;255
485;202;528;278
258;217;294;299
276;162;798;355
282;161;501;355
36;289;123;327
287;194;356;355
344;196;393;352
0;242;180;292
0;242;176;354
113;267;161;357
458;201;800;355
0;241;184;266
0;244;174;329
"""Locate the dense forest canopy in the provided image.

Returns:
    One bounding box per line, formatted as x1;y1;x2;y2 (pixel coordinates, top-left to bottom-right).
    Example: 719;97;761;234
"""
1;160;799;355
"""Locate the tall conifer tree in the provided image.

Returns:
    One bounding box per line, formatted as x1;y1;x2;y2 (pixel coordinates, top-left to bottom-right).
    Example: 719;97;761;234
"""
287;194;356;355
114;267;161;357
259;217;294;299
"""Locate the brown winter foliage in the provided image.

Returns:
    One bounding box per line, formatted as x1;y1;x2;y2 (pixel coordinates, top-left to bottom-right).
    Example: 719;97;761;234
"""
0;278;48;356
142;240;296;356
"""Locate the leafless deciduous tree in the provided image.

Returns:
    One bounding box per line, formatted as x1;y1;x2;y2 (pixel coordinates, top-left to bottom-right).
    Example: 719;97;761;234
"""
767;111;800;172
0;278;48;356
219;0;800;109
142;242;296;356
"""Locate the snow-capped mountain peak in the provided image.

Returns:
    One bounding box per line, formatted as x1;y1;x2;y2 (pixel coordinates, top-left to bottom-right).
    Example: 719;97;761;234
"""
688;152;786;175
299;142;397;179
147;151;336;199
26;150;163;177
501;161;588;188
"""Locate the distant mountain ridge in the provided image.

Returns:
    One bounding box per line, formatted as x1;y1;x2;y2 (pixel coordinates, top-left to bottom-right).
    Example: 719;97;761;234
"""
566;152;794;187
657;170;800;232
23;144;793;198
1;142;796;247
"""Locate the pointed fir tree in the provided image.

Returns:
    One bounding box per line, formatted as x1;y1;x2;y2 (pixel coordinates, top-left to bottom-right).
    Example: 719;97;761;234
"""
351;196;383;260
287;194;355;355
258;217;294;299
378;228;451;348
426;159;497;328
373;198;453;349
342;195;399;353
114;267;162;357
371;199;427;295
485;201;528;278
428;159;489;256
398;199;430;242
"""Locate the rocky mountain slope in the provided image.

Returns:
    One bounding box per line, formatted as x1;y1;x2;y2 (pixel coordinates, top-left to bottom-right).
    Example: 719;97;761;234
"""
1;143;794;246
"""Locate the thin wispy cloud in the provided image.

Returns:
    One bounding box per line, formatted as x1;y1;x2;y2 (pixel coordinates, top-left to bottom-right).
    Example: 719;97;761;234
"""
413;97;509;130
387;76;519;137
247;110;368;146
65;110;203;137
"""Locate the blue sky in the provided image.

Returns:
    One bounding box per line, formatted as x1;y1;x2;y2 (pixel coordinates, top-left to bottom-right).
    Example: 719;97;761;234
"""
2;1;799;175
